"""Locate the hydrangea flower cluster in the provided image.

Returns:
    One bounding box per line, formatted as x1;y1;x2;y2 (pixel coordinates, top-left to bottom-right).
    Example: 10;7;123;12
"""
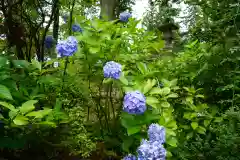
137;140;166;160
72;24;83;33
103;61;122;79
56;36;78;57
148;123;166;144
44;35;54;49
123;154;137;160
123;91;146;114
119;12;132;22
123;124;166;160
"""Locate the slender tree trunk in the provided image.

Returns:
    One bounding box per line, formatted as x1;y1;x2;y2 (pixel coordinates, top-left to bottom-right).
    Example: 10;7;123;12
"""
100;0;117;20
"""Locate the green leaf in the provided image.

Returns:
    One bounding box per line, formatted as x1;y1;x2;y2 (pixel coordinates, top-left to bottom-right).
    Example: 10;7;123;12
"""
122;138;133;152
196;94;204;98
167;151;173;157
214;117;223;123
161;101;170;108
143;79;155;94
20;100;38;114
12;60;29;68
191;122;198;130
136;62;147;74
31;59;41;71
37;121;56;127
103;78;113;84
26;108;52;118
149;88;162;95
9;110;18;119
167;93;178;98
162;87;171;95
127;126;141;136
167;137;178;147
0;85;13;100
166;128;176;136
119;75;128;85
186;132;193;140
13;116;29;125
0;57;8;68
146;96;159;108
197;126;206;134
204;120;211;127
0;101;15;111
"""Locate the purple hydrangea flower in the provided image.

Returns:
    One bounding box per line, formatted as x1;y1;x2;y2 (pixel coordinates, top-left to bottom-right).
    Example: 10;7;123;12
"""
44;35;54;49
103;61;122;79
56;36;78;57
148;123;166;144
123;154;137;160
72;24;83;33
119;12;132;22
123;91;146;114
137;139;166;160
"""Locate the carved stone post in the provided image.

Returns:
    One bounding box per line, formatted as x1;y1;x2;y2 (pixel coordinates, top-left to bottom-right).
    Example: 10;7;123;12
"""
158;22;179;49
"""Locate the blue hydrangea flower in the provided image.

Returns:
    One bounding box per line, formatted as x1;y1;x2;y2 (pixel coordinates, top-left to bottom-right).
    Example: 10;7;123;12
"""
62;13;68;23
72;24;83;33
123;91;146;114
103;61;122;79
123;154;137;160
137;139;166;160
148;123;166;144
119;12;132;22
56;36;78;57
44;35;54;49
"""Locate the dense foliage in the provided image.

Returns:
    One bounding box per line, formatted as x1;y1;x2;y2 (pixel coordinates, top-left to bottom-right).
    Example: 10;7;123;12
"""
0;0;239;160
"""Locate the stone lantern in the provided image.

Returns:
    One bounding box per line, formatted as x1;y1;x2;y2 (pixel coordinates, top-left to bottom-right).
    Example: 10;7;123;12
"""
158;22;179;49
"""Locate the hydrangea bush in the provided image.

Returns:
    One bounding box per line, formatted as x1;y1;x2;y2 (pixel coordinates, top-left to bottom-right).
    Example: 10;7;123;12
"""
50;12;219;159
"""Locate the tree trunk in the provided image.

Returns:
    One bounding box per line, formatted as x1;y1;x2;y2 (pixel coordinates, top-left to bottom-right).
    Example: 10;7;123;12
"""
100;0;117;20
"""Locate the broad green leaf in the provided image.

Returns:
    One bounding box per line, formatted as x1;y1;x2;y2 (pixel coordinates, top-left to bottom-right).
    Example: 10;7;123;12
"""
31;59;41;71
0;101;15;111
214;117;223;123
169;79;178;87
162;87;171;95
143;79;154;94
197;126;206;134
183;112;191;120
9;110;18;119
149;88;162;95
166;128;176;136
146;97;159;108
13;116;29;125
161;101;170;108
12;60;29;68
0;57;8;68
127;126;141;136
167;93;178;98
186;132;193;140
167;137;178;147
26;108;52;118
191;122;198;130
167;151;173;157
186;96;193;104
122;138;133;152
20;100;38;114
136;62;147;74
204;120;211;127
0;85;13;100
119;75;128;85
196;94;204;98
103;78;112;84
37;121;56;127
166;121;177;129
123;87;133;92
